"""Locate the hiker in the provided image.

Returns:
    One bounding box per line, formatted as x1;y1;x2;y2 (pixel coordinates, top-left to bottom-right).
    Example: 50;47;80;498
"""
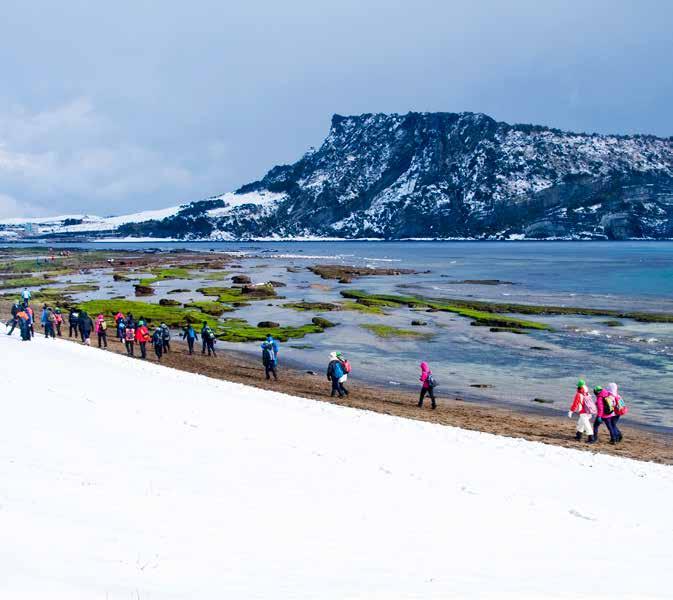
6;301;20;335
125;313;135;329
336;352;351;395
135;320;150;359
44;307;56;339
182;323;198;355
568;379;596;442
327;352;346;398
94;313;108;348
261;340;278;380
40;304;49;331
25;305;34;337
79;311;94;345
68;308;80;338
114;311;125;340
160;322;171;353
124;322;136;356
16;308;31;341
54;308;63;336
418;361;437;409
607;382;627;443
21;287;31;307
152;327;164;360
592;384;623;445
201;321;217;356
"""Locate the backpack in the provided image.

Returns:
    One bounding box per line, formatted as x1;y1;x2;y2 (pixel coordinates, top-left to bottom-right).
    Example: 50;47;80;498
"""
333;361;344;379
426;373;438;388
262;345;275;364
602;395;615;416
341;359;352;374
203;326;213;340
125;328;135;341
100;320;107;330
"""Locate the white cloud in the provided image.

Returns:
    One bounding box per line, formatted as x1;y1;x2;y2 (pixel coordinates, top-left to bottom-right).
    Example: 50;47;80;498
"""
0;98;231;218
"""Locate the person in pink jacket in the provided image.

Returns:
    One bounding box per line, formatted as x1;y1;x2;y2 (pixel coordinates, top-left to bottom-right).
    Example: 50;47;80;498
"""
568;379;596;442
418;362;437;409
94;314;108;348
592;383;623;444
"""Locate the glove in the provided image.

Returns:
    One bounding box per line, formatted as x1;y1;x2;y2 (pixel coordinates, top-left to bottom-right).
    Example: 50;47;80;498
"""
567;411;573;419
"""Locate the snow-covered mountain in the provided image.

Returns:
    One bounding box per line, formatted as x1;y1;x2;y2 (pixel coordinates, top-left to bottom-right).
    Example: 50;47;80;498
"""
3;111;673;240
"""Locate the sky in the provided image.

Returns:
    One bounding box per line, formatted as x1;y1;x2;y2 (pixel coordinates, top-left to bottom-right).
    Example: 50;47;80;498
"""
0;0;672;218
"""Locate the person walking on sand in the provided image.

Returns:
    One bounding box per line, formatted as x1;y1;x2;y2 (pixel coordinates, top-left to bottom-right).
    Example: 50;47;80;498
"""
606;382;627;443
54;308;63;336
336;352;351;396
114;311;125;341
418;361;437;409
68;308;80;338
135;320;150;359
152;327;164;361
124;321;136;356
40;304;49;332
182;323;198;355
261;340;278;380
21;287;31;307
160;322;171;353
95;313;108;348
568;379;596;442
327;352;346;398
79;311;94;345
592;385;620;444
201;321;216;356
44;307;56;339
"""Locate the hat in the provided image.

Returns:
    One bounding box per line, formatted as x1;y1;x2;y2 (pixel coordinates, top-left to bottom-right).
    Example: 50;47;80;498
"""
336;352;344;358
577;379;585;388
593;386;603;394
329;351;338;360
607;382;618;395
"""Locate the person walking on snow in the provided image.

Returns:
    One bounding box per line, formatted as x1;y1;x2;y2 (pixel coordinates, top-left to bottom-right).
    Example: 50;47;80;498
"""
327;352;346;398
182;323;198;355
6;301;20;335
95;314;108;348
135;320;150;359
418;361;437;409
152;327;164;360
16;308;31;341
261;340;278;380
568;379;596;442
124;322;136;356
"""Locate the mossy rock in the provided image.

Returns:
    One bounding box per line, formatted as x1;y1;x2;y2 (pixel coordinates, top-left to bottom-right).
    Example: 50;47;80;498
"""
183;301;234;316
215;318;328;343
63;283;100;292
489;327;527;334
311;316;336;328
282;301;341;312
168;288;190;294
360;324;432;339
78;299;219;328
112;272;130;281
197;285;275;303
134;284;155;296
339;300;384;315
602;320;624;327
159;298;181;306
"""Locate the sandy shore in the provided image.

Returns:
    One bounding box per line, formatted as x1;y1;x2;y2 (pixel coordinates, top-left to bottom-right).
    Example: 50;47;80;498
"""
38;328;673;465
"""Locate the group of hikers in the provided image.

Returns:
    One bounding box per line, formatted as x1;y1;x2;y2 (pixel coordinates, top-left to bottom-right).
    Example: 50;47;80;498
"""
5;290;627;445
569;379;628;445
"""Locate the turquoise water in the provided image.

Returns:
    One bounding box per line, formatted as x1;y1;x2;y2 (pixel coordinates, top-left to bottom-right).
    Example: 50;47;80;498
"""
7;240;673;427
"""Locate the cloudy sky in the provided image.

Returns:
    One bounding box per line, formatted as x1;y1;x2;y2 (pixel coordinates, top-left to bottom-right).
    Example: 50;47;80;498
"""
1;0;671;217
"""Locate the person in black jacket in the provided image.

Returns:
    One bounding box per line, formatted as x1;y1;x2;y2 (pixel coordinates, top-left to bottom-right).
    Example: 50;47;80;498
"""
68;309;80;338
160;322;171;353
6;301;20;335
78;310;94;345
152;327;164;361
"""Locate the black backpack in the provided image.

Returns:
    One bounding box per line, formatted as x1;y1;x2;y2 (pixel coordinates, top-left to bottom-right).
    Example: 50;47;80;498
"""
426;374;438;388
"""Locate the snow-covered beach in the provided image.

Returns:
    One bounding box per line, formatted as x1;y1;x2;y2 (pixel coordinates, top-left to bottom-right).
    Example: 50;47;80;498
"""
2;328;673;599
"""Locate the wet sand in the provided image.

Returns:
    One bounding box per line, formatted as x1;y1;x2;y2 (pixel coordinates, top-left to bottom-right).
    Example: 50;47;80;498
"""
46;329;673;466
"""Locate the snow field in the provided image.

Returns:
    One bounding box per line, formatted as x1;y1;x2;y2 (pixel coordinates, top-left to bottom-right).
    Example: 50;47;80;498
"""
1;326;672;599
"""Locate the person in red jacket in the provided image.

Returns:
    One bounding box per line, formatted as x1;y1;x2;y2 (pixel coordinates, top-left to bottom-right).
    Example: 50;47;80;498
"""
134;320;150;359
568;379;597;442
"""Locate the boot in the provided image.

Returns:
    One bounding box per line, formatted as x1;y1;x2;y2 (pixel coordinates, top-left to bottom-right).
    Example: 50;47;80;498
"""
431;402;437;410
609;439;617;445
575;431;582;441
417;401;423;408
586;436;595;444
617;433;623;442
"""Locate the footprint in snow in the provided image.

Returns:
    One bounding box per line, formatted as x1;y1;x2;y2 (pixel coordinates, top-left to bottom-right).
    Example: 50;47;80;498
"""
569;509;596;521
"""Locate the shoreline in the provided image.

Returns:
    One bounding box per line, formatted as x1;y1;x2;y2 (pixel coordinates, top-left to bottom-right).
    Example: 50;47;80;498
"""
27;327;673;465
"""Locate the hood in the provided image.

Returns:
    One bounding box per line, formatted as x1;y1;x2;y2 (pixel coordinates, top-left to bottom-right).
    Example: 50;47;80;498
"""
329;352;338;360
420;361;429;372
607;382;618;395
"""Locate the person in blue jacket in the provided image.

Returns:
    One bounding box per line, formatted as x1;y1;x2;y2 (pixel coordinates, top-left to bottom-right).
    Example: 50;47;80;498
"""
261;338;279;380
327;352;346;397
182;323;198;355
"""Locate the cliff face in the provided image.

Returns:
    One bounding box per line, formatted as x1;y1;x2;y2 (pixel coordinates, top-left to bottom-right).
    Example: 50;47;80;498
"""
13;111;672;241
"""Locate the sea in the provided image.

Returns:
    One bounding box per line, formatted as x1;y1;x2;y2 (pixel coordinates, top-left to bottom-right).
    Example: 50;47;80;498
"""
6;240;673;429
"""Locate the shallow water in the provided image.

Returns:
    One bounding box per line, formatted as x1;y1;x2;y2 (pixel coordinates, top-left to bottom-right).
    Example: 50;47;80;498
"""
6;240;673;428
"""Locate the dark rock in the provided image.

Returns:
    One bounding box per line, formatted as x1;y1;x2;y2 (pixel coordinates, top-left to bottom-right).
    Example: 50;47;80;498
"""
257;321;280;328
312;316;336;328
134;284;154;296
533;398;554;404
159;298;181;306
268;280;287;287
411;320;428;326
231;274;251;284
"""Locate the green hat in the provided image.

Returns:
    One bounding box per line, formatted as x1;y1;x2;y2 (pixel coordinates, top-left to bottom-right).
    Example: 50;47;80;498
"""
577;379;585;388
593;385;603;394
